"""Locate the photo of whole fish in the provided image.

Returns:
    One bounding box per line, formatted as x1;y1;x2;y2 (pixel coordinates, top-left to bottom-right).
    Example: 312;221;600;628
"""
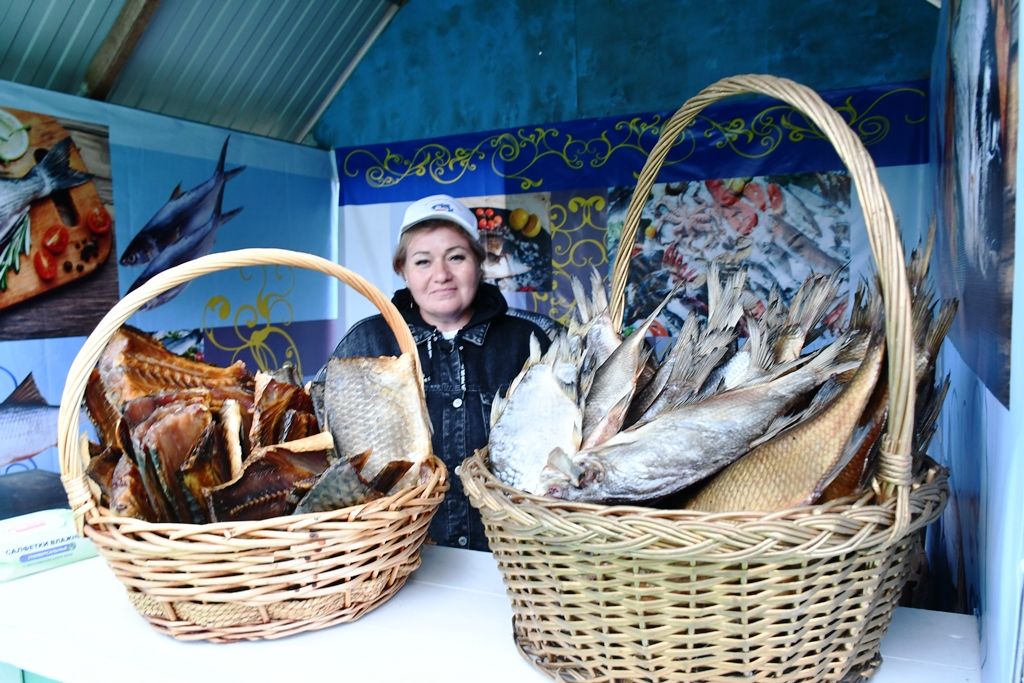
0;373;59;472
487;226;956;512
0;138;91;250
120;136;245;310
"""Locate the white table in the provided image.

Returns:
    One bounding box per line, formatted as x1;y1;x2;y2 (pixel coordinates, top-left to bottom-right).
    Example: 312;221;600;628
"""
0;546;981;682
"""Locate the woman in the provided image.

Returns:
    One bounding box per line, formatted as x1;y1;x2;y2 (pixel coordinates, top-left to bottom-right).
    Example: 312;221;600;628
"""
319;194;559;551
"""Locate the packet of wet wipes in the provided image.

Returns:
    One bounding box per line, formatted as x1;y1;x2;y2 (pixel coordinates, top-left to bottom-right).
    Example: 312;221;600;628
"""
0;509;97;582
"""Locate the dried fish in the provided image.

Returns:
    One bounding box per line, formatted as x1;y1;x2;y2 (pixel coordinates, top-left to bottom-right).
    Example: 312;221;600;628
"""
489;334;582;494
538;333;863;504
179;421;230;523
97;326;254;411
293;450;413;514
580;285;676;449
109;452;155;520
686;323;882;513
205;436;333;521
323;353;431;489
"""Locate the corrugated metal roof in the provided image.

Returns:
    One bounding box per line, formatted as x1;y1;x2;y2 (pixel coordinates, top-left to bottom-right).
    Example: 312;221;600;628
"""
0;0;401;146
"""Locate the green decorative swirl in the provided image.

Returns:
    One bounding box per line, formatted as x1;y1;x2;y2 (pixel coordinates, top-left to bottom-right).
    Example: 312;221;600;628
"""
201;265;304;377
703;86;926;158
343;127;591;191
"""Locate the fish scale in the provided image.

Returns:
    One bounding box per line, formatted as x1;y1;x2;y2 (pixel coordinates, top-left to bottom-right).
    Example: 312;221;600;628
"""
323;352;431;490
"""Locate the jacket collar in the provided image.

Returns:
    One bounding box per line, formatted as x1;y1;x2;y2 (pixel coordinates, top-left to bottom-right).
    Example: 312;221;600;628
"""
392;282;507;347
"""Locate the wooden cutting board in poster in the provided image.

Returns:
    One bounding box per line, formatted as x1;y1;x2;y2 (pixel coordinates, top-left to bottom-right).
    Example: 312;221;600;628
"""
0;107;114;312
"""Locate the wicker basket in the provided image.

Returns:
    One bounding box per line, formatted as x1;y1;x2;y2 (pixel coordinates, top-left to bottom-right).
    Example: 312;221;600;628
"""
460;74;949;681
57;248;448;642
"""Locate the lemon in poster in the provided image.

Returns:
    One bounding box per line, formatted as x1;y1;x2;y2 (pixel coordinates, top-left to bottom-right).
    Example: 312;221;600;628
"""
0;110;29;163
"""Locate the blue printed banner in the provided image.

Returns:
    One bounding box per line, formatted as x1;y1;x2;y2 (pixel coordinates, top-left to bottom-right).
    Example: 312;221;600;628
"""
336;81;928;205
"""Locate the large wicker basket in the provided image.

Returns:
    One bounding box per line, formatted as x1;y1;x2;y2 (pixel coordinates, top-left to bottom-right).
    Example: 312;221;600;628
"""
460;74;949;681
58;248;448;642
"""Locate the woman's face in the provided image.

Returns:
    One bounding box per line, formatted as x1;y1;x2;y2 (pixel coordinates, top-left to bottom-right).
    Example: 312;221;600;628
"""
400;224;481;331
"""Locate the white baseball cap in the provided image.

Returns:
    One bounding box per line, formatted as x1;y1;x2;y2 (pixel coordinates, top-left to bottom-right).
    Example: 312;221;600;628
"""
399;194;478;239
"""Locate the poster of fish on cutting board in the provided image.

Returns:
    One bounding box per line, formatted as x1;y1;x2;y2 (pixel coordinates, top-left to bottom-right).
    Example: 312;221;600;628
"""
0;107;117;341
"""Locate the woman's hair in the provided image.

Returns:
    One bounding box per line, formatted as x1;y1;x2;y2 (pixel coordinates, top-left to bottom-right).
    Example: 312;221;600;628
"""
392;219;486;275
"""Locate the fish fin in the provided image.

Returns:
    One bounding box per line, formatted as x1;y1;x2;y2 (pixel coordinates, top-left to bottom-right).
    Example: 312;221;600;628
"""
787;268;843;335
368;460;414;493
220;206;243;224
581;392;633;449
169;183;184;200
3;373;49;406
706;262;747;332
505;334;542;399
349;448;373;474
748;412;803;449
546;447;581;487
490;392;505;427
225;165;247;181
915;374;950;456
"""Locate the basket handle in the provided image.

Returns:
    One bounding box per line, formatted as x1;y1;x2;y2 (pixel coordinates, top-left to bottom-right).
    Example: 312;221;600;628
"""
608;75;915;533
58;247;420;528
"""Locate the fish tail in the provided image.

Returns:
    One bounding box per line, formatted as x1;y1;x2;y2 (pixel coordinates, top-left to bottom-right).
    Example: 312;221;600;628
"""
744;313;775;373
705;261;746;332
570;274;590;323
907;218;938;293
504;333;543;399
35;138;91;193
225;165;247;181
820;330;869;379
925;299;957;364
787;266;844;337
220;206;243;224
632;281;681;339
216;135;246;181
589;267;609;315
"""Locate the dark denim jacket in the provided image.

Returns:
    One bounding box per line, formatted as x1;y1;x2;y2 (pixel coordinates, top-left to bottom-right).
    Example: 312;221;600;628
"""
316;283;558;551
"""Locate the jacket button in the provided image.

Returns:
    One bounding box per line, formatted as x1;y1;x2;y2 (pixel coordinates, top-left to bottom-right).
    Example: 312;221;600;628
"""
457;536;468;546
452;397;463;408
454;465;462;476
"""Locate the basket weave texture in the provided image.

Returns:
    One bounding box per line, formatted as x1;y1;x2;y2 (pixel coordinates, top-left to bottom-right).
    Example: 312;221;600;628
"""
460;74;949;681
58;248;448;642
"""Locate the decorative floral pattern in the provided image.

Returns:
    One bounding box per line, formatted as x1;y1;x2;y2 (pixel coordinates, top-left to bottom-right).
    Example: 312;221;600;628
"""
341;87;926;193
201;265;304;377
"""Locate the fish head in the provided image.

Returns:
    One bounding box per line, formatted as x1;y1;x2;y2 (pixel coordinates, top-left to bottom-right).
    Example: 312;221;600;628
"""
537;448;603;500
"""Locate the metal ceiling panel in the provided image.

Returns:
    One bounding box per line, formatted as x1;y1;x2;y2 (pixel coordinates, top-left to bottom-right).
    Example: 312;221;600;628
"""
0;0;401;145
0;0;124;92
107;0;398;143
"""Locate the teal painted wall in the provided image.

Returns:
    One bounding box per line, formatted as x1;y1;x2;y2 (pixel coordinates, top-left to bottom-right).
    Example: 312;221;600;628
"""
313;0;939;148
